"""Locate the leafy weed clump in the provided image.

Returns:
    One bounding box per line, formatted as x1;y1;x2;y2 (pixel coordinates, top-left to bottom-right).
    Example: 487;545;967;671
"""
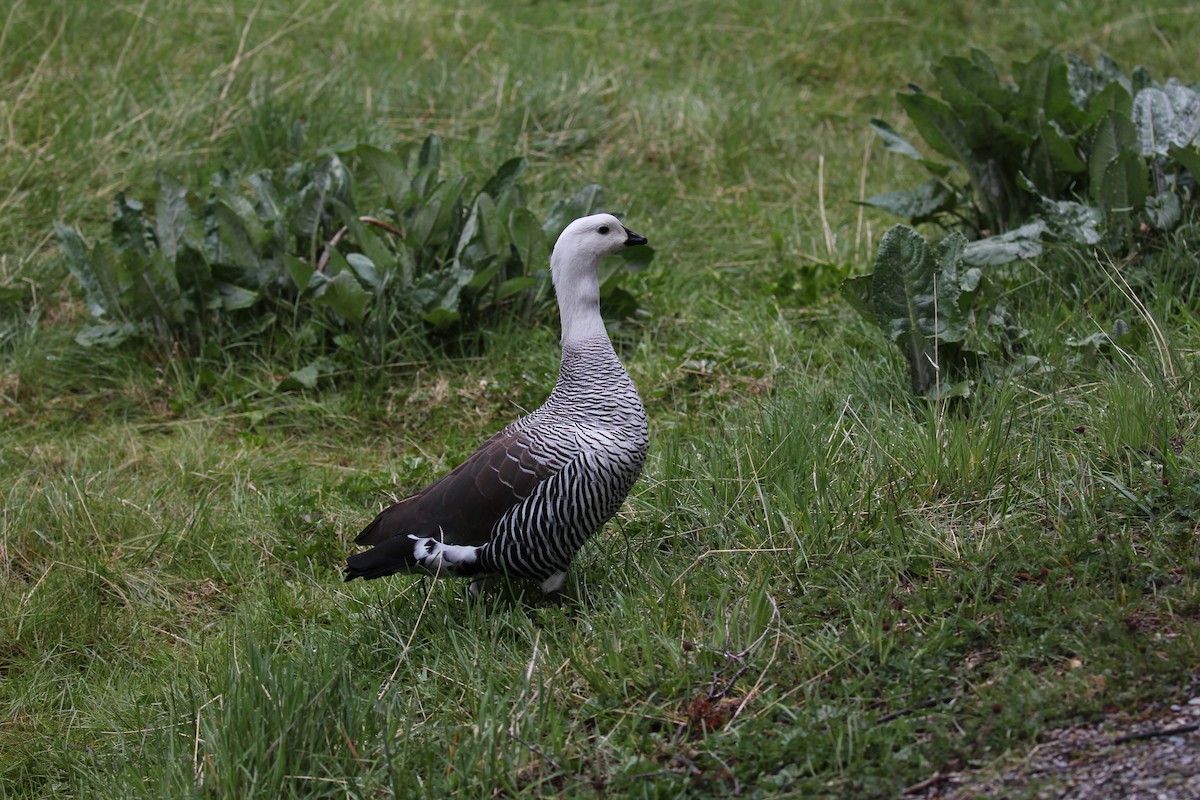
866;49;1200;246
852;49;1200;398
55;136;652;373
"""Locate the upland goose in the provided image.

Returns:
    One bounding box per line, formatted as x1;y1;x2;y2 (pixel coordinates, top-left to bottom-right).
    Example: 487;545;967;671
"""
345;213;649;596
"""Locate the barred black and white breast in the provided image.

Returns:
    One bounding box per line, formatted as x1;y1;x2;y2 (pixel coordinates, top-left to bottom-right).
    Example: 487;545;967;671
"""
345;214;650;597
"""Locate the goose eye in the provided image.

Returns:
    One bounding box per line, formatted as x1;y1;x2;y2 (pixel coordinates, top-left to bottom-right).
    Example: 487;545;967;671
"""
598;225;610;234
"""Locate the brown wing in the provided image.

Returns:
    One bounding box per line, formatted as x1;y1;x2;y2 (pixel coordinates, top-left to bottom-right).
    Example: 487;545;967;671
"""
354;425;565;548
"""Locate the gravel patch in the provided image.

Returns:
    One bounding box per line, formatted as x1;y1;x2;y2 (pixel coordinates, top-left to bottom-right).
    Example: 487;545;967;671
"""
905;697;1200;800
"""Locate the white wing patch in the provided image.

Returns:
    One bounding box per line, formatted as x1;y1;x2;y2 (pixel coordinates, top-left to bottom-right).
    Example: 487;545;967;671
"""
408;534;480;572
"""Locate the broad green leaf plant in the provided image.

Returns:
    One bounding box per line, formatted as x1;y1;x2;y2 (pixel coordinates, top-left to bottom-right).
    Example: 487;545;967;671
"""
56;136;651;360
864;50;1200;250
851;49;1199;398
844;225;1036;398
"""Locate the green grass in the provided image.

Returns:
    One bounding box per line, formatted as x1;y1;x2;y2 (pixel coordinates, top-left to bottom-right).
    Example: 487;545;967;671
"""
4;1;1200;798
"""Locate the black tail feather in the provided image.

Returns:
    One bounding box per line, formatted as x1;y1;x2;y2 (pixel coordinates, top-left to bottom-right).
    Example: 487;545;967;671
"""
344;536;420;581
345;534;487;582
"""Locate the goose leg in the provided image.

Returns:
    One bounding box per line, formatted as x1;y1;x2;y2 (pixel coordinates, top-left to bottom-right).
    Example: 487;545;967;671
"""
468;575;500;598
539;571;567;594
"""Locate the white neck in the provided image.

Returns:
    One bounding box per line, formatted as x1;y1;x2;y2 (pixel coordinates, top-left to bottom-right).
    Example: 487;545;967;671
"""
552;248;608;344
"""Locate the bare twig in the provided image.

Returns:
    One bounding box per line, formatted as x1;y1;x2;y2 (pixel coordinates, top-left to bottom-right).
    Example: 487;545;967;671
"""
358;216;406;238
1112;722;1200;745
694;594;781;704
855;134;873;260
901;771;947;796
316;216;407;273
878;696;954;724
315;227;350;273
708;658;752;702
507;731;566;775
818;153;835;259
